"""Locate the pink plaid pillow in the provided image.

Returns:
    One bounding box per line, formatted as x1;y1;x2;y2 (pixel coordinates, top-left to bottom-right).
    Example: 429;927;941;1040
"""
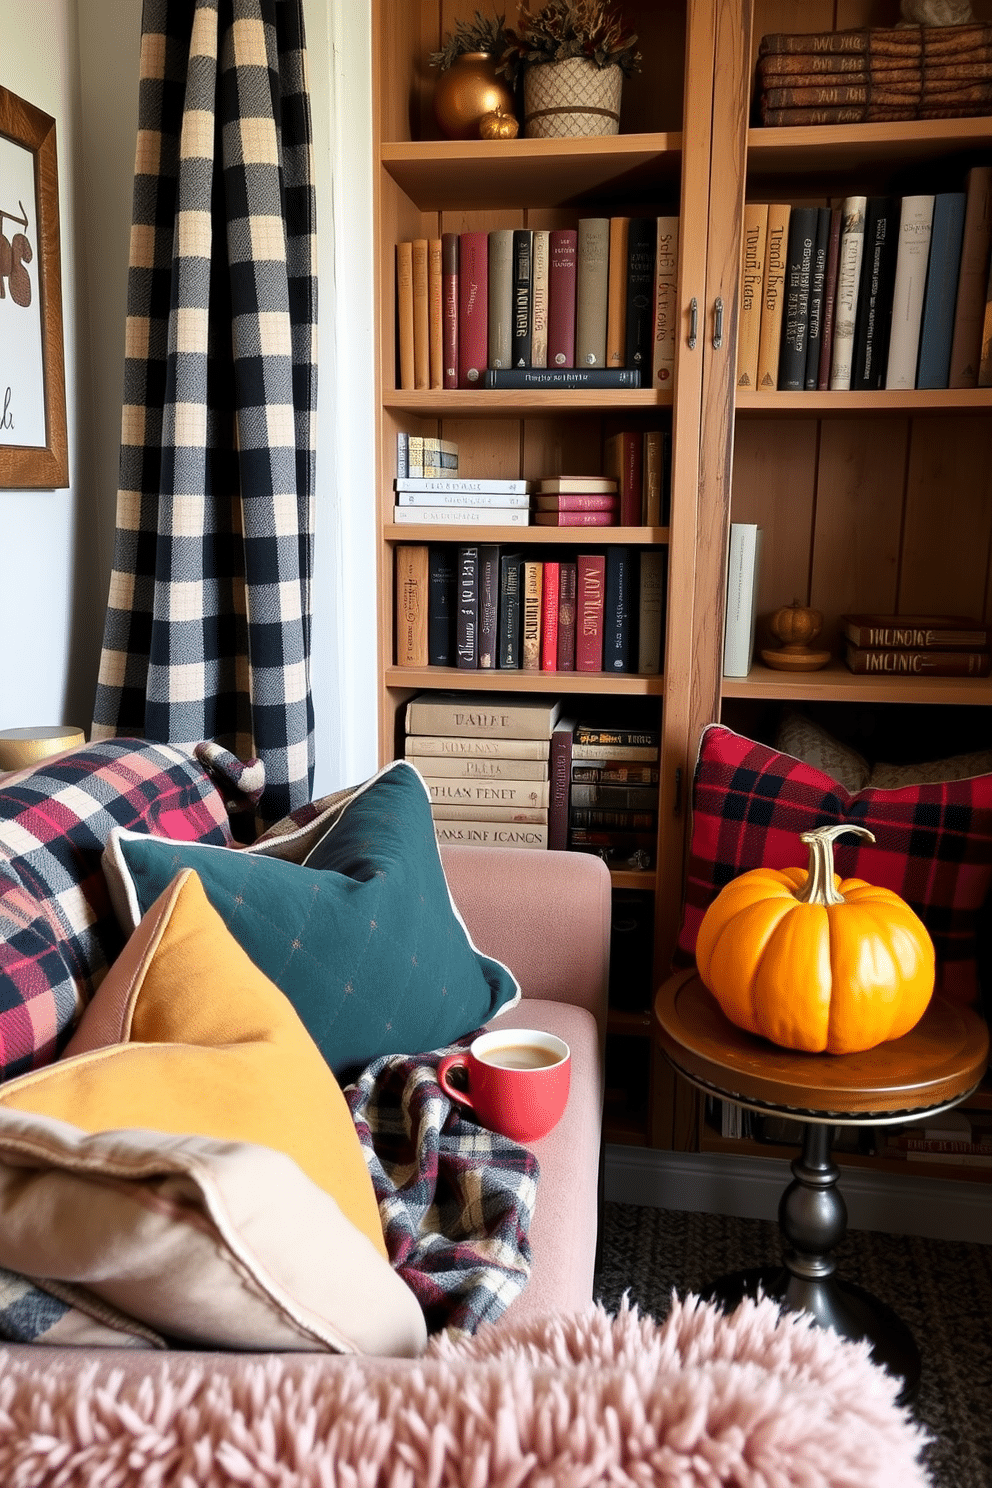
677;724;992;1006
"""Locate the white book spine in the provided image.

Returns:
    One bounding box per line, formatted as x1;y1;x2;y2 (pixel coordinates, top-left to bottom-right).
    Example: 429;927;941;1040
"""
406;753;549;779
395;491;530;508
530;229;550;368
434;821;549;849
885;195;935;390
651;216;679;389
828;195;867;391
393;506;530;526
722;523;761;677
487;229;515;369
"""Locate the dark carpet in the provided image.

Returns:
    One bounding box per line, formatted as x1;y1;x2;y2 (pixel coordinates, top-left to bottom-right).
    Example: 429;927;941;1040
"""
594;1203;992;1488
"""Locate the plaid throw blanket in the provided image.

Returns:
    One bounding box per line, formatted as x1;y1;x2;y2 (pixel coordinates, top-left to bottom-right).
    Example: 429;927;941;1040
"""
92;0;317;826
346;1043;539;1337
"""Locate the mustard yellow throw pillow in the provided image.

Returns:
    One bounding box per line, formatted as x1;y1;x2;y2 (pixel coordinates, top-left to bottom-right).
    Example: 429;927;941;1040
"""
0;870;426;1356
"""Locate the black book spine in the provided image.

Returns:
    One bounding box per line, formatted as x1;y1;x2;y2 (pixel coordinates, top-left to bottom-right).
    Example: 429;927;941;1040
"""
603;545;635;673
482;368;642;388
456;545;479;669
661;429;672;526
803;208;832;389
511;229;533;368
498;550;524;668
778;206;819;391
624;217;657;371
851;196;899;390
477;544;500;669
427;544;456;666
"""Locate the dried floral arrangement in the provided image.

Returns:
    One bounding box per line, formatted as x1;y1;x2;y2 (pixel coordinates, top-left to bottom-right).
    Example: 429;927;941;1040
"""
498;0;641;85
429;10;509;70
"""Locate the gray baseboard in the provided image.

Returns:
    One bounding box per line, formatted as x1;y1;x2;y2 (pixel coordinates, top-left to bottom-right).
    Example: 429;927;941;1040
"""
604;1144;992;1246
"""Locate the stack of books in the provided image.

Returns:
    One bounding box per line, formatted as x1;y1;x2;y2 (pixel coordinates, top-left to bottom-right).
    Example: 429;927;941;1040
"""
395;544;667;675
397;433;458;478
396;215;680;392
532;477;619;528
735;167;992;393
755;23;992;128
877;1108;992;1169
560;720;661;869
393;476;532;528
841;613;992;677
404;691;561;850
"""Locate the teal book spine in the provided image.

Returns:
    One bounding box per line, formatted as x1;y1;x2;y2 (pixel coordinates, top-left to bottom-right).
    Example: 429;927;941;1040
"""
916;192;967;390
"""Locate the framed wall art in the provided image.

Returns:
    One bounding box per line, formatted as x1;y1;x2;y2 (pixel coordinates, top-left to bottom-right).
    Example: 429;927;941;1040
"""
0;82;68;489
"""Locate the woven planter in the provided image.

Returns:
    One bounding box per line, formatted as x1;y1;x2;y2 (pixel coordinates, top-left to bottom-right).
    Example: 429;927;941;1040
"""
522;57;623;138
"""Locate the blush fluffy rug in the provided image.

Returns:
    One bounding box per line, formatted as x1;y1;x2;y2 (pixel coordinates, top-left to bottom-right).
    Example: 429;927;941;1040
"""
0;1295;930;1487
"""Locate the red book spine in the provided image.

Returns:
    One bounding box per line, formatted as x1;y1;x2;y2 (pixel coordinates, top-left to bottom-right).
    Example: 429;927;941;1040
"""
547;229;578;369
557;562;577;671
576;554;606;671
541;561;560;671
442;231;459;390
534;493;619;511
605;431;643;526
458;232;488;389
533;510;620;527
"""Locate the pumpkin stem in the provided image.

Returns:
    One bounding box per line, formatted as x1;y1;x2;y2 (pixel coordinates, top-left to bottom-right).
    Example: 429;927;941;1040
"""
794;823;875;907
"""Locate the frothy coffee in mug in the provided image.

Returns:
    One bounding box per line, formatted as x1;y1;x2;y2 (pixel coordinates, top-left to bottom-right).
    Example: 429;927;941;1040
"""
479;1042;562;1070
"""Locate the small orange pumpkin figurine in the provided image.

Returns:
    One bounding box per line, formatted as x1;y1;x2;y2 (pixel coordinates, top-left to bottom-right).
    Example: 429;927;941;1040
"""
695;824;935;1055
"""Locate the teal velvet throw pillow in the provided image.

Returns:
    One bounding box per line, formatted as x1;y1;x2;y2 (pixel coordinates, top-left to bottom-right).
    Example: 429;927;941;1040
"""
102;761;520;1075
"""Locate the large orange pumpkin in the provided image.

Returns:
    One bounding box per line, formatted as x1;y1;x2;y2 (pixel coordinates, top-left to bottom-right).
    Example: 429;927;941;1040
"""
695;824;935;1055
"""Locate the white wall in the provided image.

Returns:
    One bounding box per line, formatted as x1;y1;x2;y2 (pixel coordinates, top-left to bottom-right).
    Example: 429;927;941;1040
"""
0;0;96;731
4;0;377;790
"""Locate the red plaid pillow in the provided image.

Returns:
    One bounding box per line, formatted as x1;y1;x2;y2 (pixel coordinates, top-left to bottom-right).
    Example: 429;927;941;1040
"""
677;724;992;1006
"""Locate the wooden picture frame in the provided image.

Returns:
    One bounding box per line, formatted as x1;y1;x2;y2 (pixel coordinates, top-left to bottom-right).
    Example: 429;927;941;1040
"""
0;83;68;489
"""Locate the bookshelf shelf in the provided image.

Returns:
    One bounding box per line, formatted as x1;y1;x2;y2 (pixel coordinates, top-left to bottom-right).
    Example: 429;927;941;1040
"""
735;388;992;419
385;667;666;697
386;526;670;545
384;389;672;415
381;134;683;211
721;661;992;707
610;868;657;892
746;116;992;193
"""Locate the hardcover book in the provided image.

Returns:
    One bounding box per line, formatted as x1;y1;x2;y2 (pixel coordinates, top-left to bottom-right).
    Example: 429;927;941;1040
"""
603;546;634;673
885;195;935;390
547;228;577;368
533;493;618;511
397;491;530;508
396;240;415;391
533;511;618;527
850;196;899;390
841;613;992;649
441;231;459;389
433;821;548;849
412;238;430;390
457;231;488;388
637;548;665;675
624;216;657;372
537;477;618;494
482;368;641;389
393;507;530;526
576;553;606;671
427;545;456;666
916;191;968;390
395;544;428;667
455;546;479;669
428;237;443;389
530;229;550;369
548;715;577;851
477;544;500;669
487;228;515;370
844;646;991;677
512;228;534;368
406;753;549;780
405;734;550;760
603;430;642;526
652;216;679;388
540;560;560;672
816;205;843;390
574;723;659;748
575;217;610;368
949;166;992;388
605;216;630;367
722;523;762;678
756;203;790;390
521;559;543;671
425;779;550;808
803;206;832;389
642;431;663;525
779;205;820;391
429;804;547;823
557;561;578;671
828;196;867;391
570;783;658;809
498;550;524;668
396;477;531;494
737;202;769;391
405;691;562;740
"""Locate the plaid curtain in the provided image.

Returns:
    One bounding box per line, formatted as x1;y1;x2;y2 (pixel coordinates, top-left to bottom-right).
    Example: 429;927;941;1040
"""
92;0;317;826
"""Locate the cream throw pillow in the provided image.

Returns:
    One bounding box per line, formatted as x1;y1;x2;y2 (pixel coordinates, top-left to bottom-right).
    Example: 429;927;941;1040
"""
0;870;426;1356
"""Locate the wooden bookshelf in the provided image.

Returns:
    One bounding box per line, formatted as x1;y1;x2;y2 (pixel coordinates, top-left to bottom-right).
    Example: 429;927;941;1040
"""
372;0;991;1173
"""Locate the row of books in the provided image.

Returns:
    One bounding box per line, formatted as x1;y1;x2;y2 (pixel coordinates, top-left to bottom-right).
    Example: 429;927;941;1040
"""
395;544;667;675
403;691;661;866
841;612;992;677
736;167;992;393
396;216;679;392
715;1097;992;1167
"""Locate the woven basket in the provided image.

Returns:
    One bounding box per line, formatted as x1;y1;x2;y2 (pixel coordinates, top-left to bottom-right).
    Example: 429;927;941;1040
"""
522;57;623;138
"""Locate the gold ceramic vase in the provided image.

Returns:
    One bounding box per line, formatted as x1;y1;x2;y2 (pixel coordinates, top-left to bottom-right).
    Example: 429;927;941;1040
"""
432;52;516;140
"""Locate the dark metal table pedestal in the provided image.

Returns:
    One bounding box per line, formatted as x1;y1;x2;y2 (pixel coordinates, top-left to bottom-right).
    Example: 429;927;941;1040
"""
700;1121;920;1405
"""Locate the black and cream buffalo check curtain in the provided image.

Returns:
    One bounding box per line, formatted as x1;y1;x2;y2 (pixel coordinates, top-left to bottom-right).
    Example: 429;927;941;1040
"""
92;0;317;826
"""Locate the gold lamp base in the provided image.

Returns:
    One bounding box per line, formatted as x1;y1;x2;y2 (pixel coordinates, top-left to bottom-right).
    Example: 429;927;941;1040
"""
0;727;87;773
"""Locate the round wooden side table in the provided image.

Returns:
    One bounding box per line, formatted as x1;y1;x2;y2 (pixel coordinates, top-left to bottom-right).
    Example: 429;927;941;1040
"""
655;968;989;1405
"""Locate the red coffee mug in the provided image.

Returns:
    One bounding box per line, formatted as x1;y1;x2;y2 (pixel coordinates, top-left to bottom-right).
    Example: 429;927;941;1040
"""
437;1028;570;1143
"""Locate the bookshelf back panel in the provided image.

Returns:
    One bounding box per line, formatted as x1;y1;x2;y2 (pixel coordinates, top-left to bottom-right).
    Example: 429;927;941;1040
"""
732;416;992;652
